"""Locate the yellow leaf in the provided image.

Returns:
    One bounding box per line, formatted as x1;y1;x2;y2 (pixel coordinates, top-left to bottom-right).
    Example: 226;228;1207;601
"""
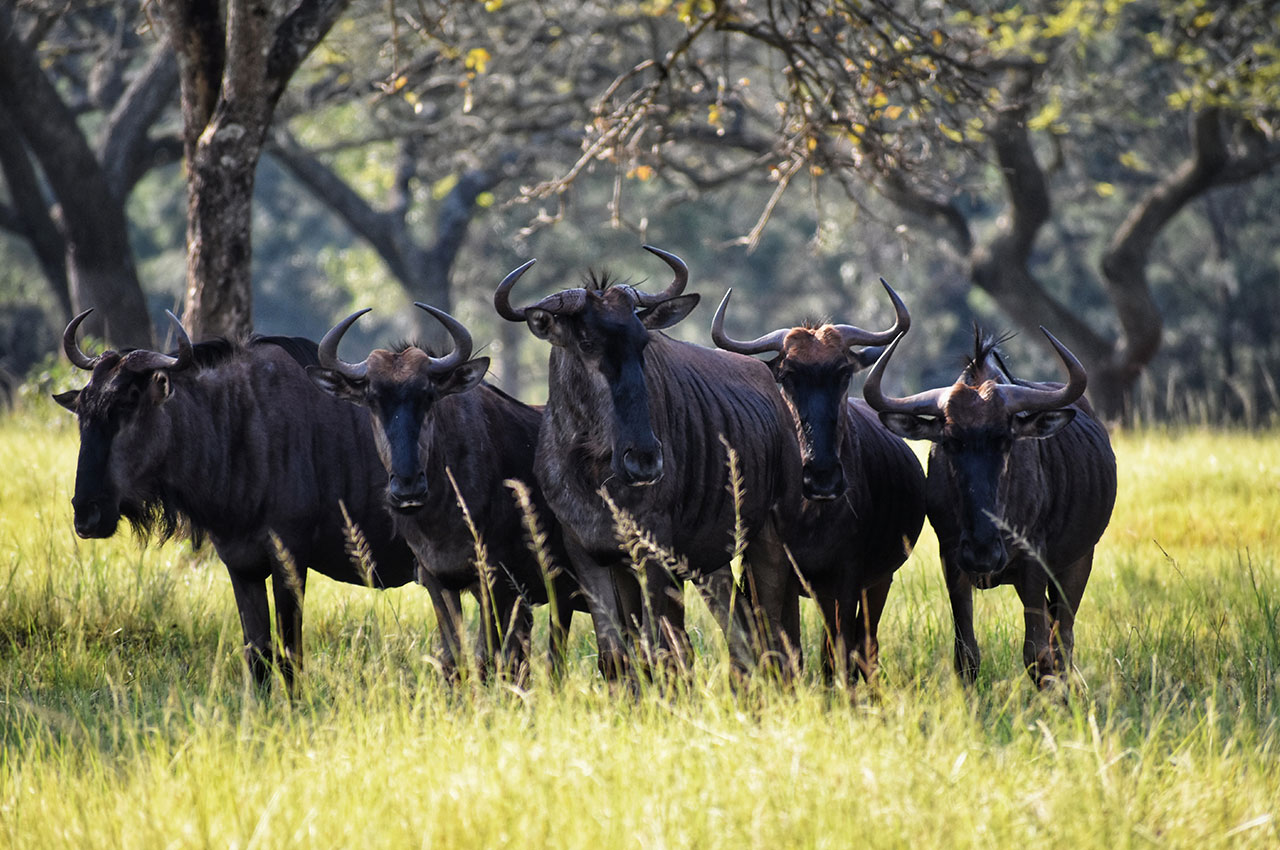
870;90;888;108
483;0;503;10
392;75;408;92
938;122;965;143
476;191;495;208
1095;181;1115;197
628;165;655;181
465;48;491;74
883;104;903;120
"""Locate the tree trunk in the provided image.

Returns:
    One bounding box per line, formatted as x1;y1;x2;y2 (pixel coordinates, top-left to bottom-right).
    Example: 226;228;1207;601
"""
159;0;351;341
0;3;152;347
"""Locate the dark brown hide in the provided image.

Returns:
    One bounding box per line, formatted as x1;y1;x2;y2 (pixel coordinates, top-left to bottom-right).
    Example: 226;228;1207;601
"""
55;316;415;689
497;249;803;679
865;328;1116;686
712;286;926;684
308;307;580;678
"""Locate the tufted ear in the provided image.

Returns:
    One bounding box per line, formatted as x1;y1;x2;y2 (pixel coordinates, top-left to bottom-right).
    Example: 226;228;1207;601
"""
149;372;174;403
52;389;80;412
526;308;575;348
637;294;699;330
306;365;367;404
1012;408;1075;439
437;357;490;397
878;411;944;442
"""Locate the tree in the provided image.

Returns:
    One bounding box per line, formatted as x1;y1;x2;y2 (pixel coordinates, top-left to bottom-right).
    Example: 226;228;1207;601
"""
0;0;175;348
154;0;351;340
524;0;1280;420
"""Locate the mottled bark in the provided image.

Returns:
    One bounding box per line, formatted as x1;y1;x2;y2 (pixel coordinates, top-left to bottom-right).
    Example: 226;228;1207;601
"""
158;0;351;340
0;3;152;347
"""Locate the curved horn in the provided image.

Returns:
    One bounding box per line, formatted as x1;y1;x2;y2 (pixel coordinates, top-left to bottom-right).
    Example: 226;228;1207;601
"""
317;309;372;381
494;259;537;322
833;279;911;348
997;327;1088;414
633;245;689;307
711;289;788;356
63;309;101;371
414;302;473;374
861;333;948;416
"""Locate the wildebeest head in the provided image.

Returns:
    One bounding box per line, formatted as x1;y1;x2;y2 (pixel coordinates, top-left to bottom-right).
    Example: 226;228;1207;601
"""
53;309;194;538
712;280;909;501
863;326;1086;576
495;245;698;487
308;303;489;513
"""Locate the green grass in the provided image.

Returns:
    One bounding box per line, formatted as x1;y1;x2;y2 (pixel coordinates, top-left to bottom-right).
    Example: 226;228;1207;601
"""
2;412;1277;848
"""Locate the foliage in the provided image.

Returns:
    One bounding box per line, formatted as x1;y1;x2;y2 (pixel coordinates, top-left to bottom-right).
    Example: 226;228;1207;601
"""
2;415;1278;847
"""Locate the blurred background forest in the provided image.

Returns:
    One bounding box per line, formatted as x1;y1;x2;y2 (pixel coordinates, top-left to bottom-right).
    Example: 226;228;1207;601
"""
1;0;1277;424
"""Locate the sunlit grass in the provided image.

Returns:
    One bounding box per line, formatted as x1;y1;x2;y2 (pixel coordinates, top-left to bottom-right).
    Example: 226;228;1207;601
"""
1;415;1277;848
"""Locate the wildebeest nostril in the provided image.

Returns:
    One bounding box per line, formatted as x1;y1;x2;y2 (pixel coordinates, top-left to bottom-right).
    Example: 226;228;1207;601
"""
621;447;663;485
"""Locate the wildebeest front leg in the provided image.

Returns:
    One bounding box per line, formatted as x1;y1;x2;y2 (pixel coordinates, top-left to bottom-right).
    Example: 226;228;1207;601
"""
851;576;893;681
271;564;307;691
226;567;274;688
477;581;533;680
640;559;689;676
1015;564;1055;687
421;577;465;679
691;568;756;676
566;538;638;680
943;557;980;683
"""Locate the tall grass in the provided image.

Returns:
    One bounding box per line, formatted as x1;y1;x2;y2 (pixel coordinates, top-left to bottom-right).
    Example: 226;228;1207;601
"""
1;413;1277;848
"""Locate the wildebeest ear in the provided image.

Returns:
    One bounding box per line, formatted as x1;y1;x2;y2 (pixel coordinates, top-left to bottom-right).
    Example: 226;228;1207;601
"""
437;357;490;397
149;372;173;403
527;308;573;346
305;365;366;403
638;293;700;330
1012;408;1075;439
878;412;943;442
52;389;80;412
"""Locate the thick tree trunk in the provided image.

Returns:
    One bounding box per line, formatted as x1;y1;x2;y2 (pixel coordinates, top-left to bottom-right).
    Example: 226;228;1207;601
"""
159;0;350;341
0;3;152;347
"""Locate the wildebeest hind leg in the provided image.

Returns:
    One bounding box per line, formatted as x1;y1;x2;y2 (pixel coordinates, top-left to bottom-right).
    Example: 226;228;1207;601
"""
1047;551;1093;683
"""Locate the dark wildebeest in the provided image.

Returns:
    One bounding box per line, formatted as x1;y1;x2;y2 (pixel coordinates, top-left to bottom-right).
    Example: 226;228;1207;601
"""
494;246;803;679
862;326;1116;687
54;310;418;689
307;302;581;677
710;281;927;684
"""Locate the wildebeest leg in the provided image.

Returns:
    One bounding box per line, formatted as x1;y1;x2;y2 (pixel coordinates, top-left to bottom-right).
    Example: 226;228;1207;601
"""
547;574;575;677
943;557;980;683
851;576;893;682
479;582;532;681
815;593;846;685
271;564;307;692
566;539;636;680
226;567;274;688
1015;564;1054;687
421;576;465;679
640;560;689;676
691;568;756;676
742;521;802;678
1047;551;1093;681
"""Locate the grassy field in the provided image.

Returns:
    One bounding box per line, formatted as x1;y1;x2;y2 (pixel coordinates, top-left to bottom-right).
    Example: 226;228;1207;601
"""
1;405;1277;848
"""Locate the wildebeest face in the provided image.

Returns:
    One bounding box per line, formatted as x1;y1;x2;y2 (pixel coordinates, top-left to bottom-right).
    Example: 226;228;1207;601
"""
772;332;861;501
880;383;1075;576
710;281;909;502
308;303;488;513
54;354;177;538
311;349;488;512
529;289;699;487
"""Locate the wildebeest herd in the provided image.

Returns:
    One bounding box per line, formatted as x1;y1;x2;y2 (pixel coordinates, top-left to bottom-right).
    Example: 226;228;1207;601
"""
54;246;1117;692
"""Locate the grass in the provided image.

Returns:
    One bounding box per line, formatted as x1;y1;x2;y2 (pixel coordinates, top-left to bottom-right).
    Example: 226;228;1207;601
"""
1;409;1277;848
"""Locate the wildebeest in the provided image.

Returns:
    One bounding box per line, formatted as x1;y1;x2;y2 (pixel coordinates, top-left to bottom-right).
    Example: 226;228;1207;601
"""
862;326;1116;686
54;309;417;689
494;246;803;679
307;302;581;676
711;281;926;683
